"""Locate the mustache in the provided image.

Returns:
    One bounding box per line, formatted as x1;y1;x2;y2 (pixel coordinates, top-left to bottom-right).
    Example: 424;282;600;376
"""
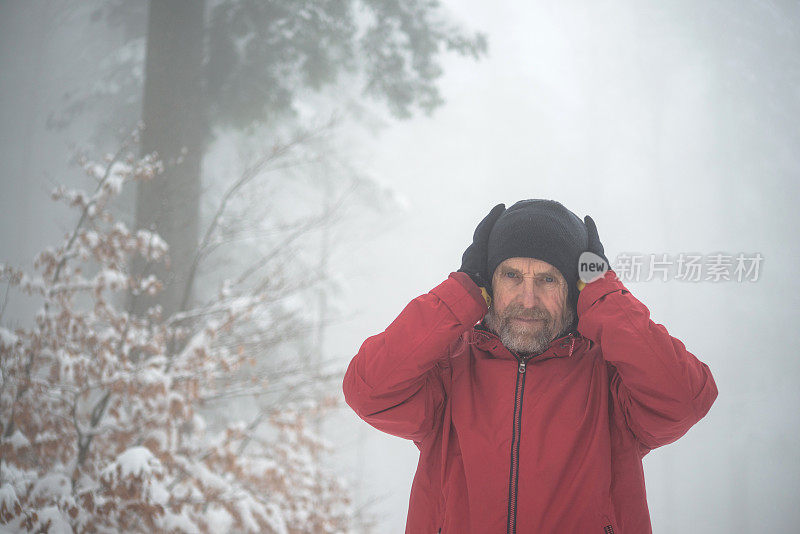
502;305;551;321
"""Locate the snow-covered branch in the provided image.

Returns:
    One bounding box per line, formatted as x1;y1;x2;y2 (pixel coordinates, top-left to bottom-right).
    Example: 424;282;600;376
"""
0;142;354;533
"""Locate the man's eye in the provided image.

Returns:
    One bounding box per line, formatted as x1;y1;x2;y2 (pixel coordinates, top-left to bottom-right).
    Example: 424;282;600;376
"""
505;272;518;279
544;276;554;283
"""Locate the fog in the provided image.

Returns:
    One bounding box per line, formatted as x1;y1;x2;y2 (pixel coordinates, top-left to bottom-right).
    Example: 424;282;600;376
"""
1;1;798;533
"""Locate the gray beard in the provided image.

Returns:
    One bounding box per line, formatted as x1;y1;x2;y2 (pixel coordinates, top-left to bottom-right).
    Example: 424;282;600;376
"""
485;303;575;356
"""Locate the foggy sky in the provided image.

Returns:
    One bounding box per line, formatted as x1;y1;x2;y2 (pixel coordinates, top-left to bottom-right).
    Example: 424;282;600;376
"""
2;1;799;532
330;2;800;532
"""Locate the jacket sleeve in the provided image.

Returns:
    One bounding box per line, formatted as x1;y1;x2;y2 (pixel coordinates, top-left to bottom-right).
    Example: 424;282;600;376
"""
577;270;718;450
342;272;487;442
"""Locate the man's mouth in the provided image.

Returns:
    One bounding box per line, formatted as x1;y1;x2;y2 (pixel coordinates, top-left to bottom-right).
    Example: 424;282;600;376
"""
512;317;544;323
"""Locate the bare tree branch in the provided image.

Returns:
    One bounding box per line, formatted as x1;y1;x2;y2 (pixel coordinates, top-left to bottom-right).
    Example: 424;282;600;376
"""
179;120;336;312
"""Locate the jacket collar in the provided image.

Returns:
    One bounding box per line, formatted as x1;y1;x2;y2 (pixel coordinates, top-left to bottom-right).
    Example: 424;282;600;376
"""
471;322;587;362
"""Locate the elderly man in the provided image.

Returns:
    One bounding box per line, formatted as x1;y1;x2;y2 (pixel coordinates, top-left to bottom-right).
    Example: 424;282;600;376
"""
343;200;718;534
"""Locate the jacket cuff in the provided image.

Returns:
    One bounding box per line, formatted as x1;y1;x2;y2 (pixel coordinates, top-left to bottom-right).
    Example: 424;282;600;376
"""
577;269;627;316
431;272;488;327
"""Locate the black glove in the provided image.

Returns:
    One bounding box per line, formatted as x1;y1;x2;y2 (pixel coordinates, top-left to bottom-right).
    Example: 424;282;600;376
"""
459;203;506;294
583;215;609;266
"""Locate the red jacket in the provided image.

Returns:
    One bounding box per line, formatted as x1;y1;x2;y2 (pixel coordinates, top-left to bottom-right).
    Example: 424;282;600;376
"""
343;270;717;533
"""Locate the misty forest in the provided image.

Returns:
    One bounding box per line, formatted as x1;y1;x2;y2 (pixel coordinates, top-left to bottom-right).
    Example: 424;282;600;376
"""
1;1;798;533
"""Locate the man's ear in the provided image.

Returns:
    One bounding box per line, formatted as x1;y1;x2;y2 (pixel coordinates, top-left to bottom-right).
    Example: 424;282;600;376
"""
486;269;497;296
480;287;492;307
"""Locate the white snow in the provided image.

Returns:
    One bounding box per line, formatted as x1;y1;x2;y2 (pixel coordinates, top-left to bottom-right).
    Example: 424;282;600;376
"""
30;472;71;502
20;273;46;292
34;430;59;444
135;229;169;255
0;483;19;511
111;221;131;236
88;163;105;180
236;493;286;534
5;430;30;449
102;162;131;194
33;506;73;534
205;505;234;533
158;509;199;533
0;327;18;348
149;478;170;506
81;230;100;248
96;268;128;290
104;446;163;479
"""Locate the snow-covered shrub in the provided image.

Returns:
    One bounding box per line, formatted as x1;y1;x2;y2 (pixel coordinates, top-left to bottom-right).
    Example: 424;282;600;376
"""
0;146;353;533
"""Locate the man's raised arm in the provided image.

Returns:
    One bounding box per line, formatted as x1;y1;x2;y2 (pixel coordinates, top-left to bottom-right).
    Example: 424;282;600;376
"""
342;204;505;442
577;217;718;450
342;272;485;442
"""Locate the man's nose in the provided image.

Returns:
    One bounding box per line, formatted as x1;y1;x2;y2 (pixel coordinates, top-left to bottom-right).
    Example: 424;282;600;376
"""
519;279;540;308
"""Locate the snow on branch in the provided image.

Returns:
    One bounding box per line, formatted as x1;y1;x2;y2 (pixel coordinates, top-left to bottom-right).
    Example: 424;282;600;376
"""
0;139;354;533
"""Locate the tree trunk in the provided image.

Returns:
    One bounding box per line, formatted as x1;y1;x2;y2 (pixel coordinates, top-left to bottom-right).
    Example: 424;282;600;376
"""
130;0;206;320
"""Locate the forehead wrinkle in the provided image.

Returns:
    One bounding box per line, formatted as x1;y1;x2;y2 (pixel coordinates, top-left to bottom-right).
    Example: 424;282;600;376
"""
499;259;561;279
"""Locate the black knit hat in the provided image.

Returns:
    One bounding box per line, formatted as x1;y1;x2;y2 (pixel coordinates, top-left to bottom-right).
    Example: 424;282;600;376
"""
487;199;588;314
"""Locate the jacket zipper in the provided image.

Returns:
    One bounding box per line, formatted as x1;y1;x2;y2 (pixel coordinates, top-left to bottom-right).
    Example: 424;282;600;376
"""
477;330;573;534
506;355;529;534
603;526;615;534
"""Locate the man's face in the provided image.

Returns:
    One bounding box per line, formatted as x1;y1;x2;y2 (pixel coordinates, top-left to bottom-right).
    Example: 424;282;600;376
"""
484;257;574;355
